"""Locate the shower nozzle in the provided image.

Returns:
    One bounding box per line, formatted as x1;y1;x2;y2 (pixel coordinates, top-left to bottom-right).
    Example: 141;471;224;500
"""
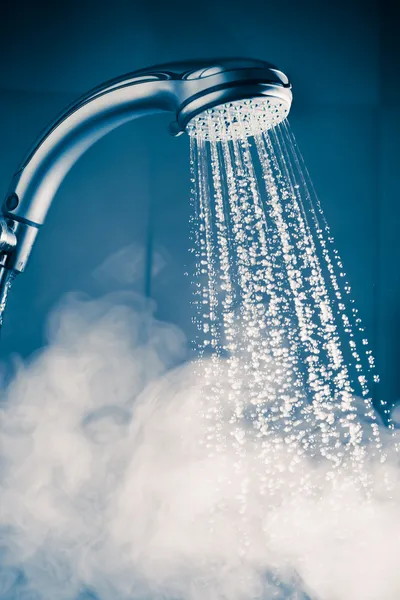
0;58;291;319
169;58;292;137
185;97;289;141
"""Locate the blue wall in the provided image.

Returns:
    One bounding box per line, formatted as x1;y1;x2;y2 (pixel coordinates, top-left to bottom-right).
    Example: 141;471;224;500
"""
0;0;399;407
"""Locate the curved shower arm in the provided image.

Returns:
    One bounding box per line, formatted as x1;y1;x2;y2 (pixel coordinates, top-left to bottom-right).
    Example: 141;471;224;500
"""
4;75;179;230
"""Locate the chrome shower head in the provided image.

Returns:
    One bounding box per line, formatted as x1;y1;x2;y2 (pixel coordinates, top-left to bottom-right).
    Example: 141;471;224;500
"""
0;58;292;319
167;58;292;137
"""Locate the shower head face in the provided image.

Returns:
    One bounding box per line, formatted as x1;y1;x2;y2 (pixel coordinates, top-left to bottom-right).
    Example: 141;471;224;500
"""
186;96;289;142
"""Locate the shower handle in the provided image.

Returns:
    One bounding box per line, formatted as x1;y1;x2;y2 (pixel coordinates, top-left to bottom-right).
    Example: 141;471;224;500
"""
1;74;178;274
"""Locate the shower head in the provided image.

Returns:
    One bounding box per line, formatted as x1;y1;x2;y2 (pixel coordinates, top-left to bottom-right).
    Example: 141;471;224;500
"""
0;58;292;316
168;58;292;138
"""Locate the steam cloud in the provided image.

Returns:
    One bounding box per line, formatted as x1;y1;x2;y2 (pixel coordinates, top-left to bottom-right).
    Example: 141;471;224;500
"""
0;258;400;599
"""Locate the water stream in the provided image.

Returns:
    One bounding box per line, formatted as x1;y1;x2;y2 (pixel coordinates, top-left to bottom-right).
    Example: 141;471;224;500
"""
0;268;15;330
188;108;388;496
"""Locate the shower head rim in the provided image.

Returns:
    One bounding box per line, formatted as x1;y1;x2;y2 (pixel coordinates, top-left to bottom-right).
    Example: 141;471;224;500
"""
174;81;292;137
